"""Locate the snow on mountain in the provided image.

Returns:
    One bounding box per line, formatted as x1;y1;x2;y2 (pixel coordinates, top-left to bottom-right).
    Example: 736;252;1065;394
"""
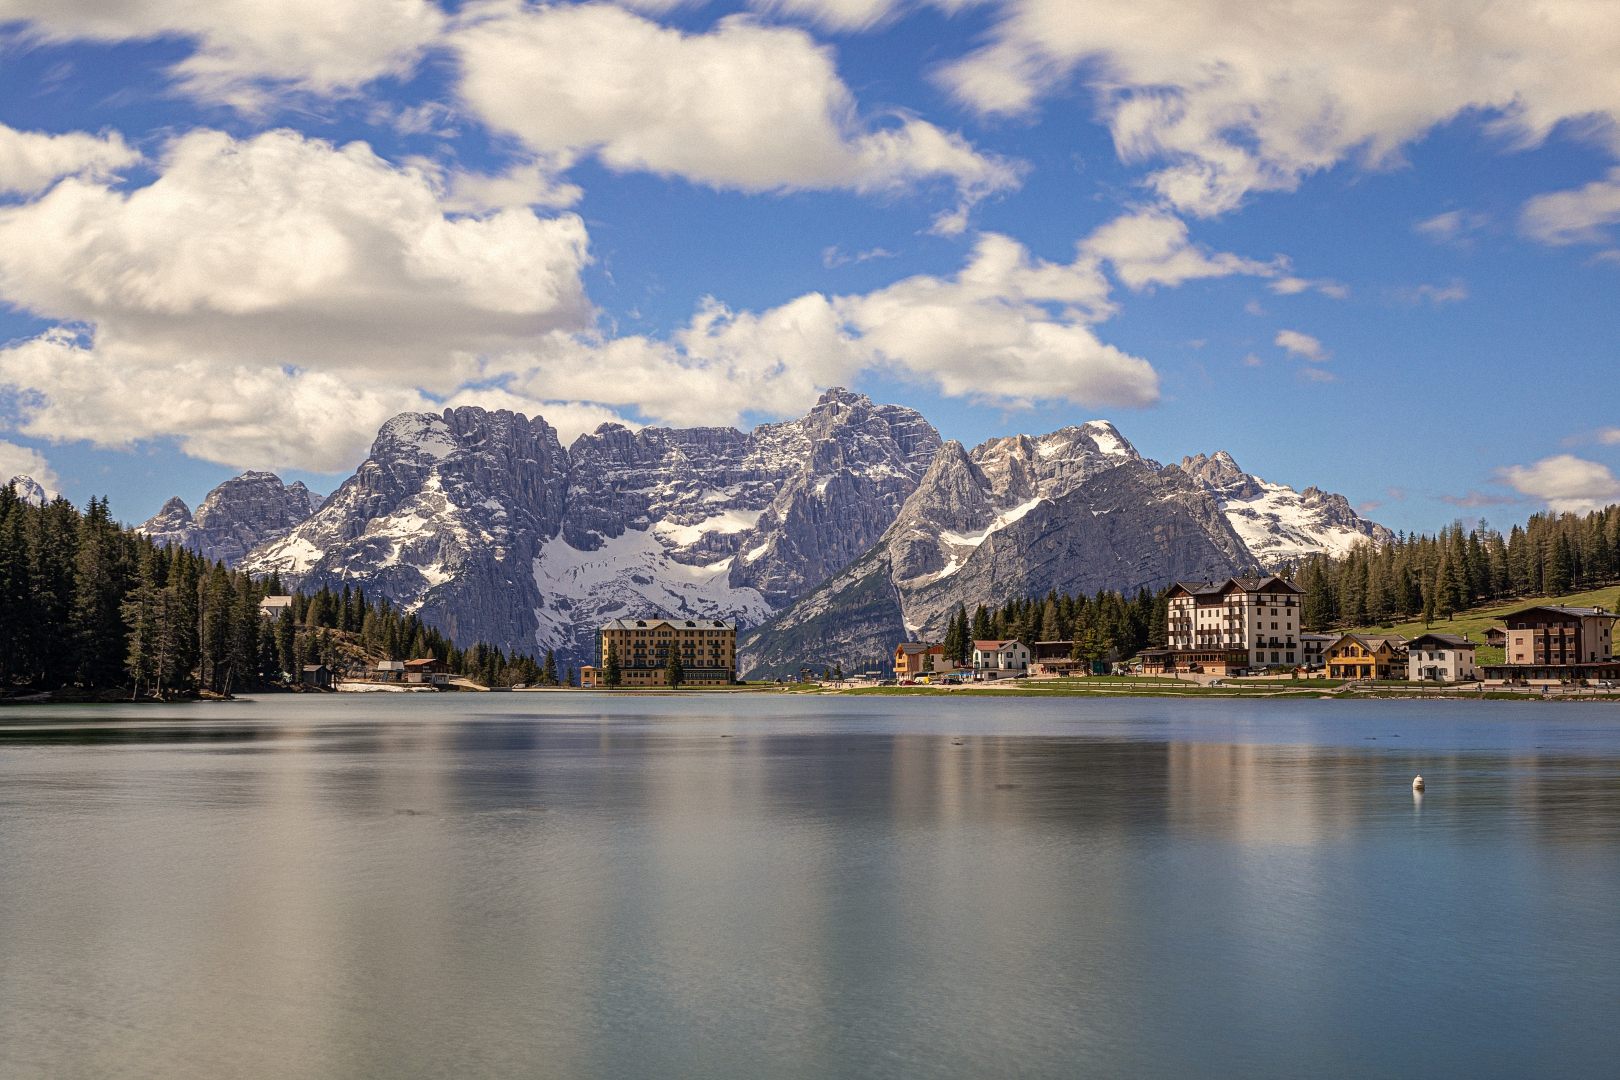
138;471;324;565
240;390;940;669
738;422;1251;678
1178;451;1393;567
7;475;51;506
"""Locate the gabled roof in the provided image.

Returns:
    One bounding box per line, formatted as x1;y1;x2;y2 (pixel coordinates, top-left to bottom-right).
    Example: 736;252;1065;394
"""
1504;605;1616;621
973;639;1024;649
1328;632;1407;652
1407;633;1475;649
1167;574;1305;599
602;617;735;630
895;642;942;654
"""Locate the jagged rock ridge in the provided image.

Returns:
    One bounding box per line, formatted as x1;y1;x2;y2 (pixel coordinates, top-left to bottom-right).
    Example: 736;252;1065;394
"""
138;471;324;565
739;423;1252;678
1177;451;1393;567
240;390;941;669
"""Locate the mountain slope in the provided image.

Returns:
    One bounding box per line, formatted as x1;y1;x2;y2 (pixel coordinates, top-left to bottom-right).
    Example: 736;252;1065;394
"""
240;390;940;669
1177;451;1393;566
138;471;324;565
739;426;1252;678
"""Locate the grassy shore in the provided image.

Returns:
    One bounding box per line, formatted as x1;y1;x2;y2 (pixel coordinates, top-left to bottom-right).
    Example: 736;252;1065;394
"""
1345;585;1620;655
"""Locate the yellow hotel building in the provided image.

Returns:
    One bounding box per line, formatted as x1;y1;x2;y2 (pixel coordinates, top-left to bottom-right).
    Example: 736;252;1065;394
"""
591;617;738;686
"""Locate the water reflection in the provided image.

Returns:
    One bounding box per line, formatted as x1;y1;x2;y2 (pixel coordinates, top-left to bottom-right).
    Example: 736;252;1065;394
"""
0;698;1616;1079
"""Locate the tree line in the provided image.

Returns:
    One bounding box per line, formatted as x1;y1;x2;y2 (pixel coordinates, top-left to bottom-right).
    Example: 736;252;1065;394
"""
1296;504;1620;631
0;486;544;697
935;586;1168;667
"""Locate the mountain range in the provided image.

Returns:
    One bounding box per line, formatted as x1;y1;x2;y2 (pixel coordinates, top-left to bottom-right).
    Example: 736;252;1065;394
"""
137;391;1389;675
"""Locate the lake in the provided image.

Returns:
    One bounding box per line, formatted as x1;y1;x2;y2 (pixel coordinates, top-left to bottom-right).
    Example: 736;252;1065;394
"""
1;694;1617;1079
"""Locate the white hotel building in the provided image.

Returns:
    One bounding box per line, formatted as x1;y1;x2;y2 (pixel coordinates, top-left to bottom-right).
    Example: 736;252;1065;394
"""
1161;575;1307;674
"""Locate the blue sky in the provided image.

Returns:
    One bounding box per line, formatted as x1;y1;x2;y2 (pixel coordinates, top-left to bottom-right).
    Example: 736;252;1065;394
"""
0;0;1617;535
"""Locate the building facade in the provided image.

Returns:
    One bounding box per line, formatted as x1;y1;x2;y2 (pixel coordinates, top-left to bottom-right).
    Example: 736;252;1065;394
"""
1483;605;1620;683
1164;575;1307;673
598;617;738;686
1325;633;1408;680
972;639;1029;677
1299;632;1333;671
894;642;956;677
1406;633;1479;682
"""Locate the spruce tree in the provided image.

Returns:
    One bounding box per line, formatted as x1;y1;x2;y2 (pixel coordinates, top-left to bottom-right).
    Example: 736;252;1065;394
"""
665;649;684;688
1546;532;1573;596
604;641;621;686
543;649;558;686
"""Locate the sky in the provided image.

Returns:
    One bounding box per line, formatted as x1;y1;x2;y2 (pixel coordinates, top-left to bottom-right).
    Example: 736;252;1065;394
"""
0;0;1618;536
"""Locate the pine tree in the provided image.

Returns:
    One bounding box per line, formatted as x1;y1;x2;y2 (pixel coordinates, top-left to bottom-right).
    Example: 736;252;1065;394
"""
542;649;558;686
1546;531;1573;596
604;640;621;686
971;604;991;641
665;649;684;688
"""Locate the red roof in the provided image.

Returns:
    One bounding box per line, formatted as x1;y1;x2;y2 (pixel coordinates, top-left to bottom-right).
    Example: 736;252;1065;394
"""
973;640;1019;649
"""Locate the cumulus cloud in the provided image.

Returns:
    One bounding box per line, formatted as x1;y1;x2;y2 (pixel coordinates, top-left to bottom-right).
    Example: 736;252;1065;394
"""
0;128;593;471
1521;167;1620;245
451;2;1021;231
477;231;1157;429
0;124;140;196
750;0;909;32
1275;329;1328;362
1498;454;1620;513
0;128;1167;472
1078;209;1276;290
0;439;59;497
934;0;1620;216
0;0;445;108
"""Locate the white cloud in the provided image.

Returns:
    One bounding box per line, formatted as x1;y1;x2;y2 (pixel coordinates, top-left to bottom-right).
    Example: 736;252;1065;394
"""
1392;280;1469;306
935;0;1620;216
451;2;1021;231
1499;454;1620;513
1415;209;1489;245
0;0;445;108
1599;428;1620;445
474;231;1157;429
0;124;140;196
0;440;59;497
1521;167;1620;245
750;0;908;31
0;128;593;471
1078;209;1275;290
1275;329;1328;362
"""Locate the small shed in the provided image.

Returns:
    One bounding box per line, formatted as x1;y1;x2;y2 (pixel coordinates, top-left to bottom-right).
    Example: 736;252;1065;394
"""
301;664;332;689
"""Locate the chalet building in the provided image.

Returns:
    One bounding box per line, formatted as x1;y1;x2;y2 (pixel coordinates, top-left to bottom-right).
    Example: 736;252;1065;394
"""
894;642;954;677
404;657;450;685
1406;634;1479;683
1326;633;1408;680
1031;640;1086;675
260;595;294;621
1163;575;1306;674
973;640;1028;678
1482;605;1620;683
1484;626;1507;648
598;617;737;686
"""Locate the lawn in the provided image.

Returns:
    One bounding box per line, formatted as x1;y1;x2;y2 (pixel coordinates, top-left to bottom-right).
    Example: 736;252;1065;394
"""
1345;585;1620;645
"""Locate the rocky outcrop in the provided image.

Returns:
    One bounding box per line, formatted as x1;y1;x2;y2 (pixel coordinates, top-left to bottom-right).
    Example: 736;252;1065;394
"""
1177;451;1393;567
738;426;1252;679
138;471;323;565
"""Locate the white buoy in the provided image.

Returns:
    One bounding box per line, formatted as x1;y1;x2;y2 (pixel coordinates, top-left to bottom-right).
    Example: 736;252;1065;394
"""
1412;776;1425;791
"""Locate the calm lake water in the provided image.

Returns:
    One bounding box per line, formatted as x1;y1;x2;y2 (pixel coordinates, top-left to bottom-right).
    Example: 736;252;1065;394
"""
1;694;1617;1079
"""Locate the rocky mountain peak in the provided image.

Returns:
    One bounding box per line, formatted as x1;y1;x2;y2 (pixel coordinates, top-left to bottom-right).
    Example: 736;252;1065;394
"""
139;471;324;566
1176;451;1393;566
971;421;1144;503
8;475;50;507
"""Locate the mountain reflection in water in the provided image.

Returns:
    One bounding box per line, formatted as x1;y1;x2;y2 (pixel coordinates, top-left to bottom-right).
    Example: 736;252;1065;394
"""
0;695;1616;1080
